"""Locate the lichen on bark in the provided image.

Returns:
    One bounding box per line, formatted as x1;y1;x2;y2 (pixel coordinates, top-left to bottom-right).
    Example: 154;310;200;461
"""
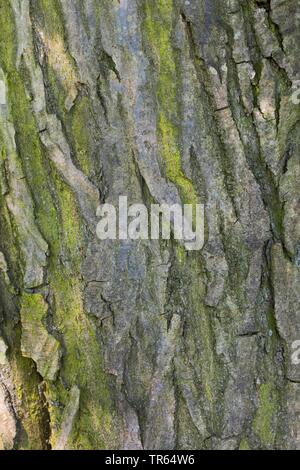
0;0;300;450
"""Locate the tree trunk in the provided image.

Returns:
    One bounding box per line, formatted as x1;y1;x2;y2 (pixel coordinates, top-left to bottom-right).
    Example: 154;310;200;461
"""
0;0;300;450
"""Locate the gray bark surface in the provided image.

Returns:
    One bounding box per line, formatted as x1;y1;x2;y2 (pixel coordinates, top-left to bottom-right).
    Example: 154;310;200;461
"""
0;0;300;450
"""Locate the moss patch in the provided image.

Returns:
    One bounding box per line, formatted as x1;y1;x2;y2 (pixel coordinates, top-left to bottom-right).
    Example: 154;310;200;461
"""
143;0;198;206
239;438;250;450
253;383;279;448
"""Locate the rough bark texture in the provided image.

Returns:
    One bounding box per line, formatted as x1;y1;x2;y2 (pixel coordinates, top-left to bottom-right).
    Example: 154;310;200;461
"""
0;0;300;450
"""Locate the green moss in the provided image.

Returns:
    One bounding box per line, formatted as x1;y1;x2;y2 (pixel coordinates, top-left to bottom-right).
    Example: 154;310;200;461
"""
20;292;47;321
2;67;116;450
34;0;65;38
176;243;186;265
32;0;78;108
48;269;119;449
199;309;216;406
56;181;84;259
6;72;60;250
159;114;198;206
0;0;119;450
20;292;61;382
176;392;205;449
0;1;16;72
46;64;68;114
0;196;23;289
143;0;198;207
239;438;250;450
187;255;223;431
71;97;93;176
45;178;118;449
253;383;279;448
47;66;94;176
1;40;116;451
11;335;49;449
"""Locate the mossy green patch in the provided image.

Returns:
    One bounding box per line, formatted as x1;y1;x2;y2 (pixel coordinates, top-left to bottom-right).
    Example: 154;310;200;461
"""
56;180;84;260
0;8;117;444
239;438;250;450
48;270;119;449
45;176;118;449
20;293;47;322
0;191;23;289
6;71;59;231
11;340;49;449
20;293;61;381
175;243;186;265
187;255;224;431
0;1;16;72
32;0;78;109
143;0;198;207
34;0;65;39
159;114;198;206
253;383;279;448
71;96;94;176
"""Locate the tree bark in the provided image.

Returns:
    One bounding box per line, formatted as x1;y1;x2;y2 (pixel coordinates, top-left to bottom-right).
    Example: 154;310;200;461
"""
0;0;300;450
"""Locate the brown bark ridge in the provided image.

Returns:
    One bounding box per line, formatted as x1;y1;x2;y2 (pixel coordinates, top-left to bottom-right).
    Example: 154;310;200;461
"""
0;0;300;449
